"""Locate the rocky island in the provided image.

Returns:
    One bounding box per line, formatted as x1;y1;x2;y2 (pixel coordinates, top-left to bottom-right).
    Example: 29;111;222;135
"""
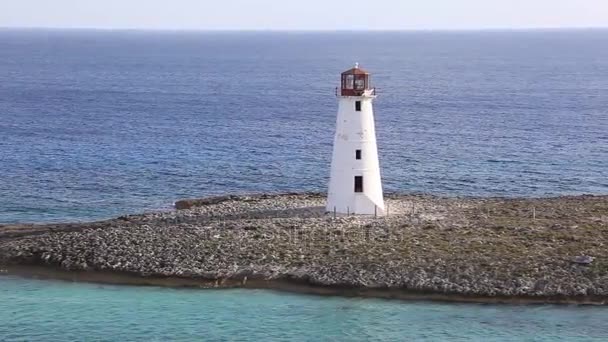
1;193;607;305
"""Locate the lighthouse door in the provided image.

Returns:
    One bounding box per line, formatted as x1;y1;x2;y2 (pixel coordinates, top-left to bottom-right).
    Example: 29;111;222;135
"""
354;176;363;193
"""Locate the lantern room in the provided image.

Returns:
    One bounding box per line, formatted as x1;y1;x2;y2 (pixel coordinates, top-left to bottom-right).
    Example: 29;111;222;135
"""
341;63;371;96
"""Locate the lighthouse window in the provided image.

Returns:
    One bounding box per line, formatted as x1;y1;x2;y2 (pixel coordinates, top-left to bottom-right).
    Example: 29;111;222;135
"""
355;77;366;90
355;101;361;111
343;74;354;89
354;176;364;193
355;149;362;160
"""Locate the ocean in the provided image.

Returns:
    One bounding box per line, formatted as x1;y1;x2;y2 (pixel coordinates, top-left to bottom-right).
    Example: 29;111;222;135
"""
1;29;607;341
1;276;608;341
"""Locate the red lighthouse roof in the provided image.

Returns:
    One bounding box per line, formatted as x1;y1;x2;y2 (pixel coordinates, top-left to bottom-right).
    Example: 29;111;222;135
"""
340;63;371;96
341;63;369;75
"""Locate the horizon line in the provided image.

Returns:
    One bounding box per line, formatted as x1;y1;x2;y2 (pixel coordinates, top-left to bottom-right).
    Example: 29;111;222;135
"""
1;26;607;33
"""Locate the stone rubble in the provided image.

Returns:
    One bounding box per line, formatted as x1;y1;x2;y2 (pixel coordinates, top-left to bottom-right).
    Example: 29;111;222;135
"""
1;193;607;301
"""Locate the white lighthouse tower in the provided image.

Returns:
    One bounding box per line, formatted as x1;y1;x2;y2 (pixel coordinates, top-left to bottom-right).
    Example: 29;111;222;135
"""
326;64;385;215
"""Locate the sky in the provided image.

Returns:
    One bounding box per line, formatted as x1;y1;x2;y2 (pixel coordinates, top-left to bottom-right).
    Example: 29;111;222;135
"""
0;0;606;31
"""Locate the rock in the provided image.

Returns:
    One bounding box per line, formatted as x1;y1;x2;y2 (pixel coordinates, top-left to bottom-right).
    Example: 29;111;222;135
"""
571;255;595;265
1;193;608;301
175;195;247;210
174;200;194;210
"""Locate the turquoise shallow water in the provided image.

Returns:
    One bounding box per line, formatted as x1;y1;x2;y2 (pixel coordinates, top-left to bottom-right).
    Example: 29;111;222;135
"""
1;276;607;341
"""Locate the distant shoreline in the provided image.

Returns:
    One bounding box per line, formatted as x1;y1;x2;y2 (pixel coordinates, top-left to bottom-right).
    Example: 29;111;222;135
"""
1;193;607;305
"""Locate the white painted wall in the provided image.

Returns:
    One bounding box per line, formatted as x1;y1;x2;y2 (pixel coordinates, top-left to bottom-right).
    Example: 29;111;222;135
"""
326;92;385;215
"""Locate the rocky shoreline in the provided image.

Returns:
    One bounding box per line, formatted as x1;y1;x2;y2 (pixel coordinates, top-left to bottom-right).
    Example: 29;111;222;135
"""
1;193;607;304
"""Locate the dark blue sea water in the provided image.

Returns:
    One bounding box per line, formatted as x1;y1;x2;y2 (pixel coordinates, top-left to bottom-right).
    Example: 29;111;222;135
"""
1;30;607;341
1;29;606;224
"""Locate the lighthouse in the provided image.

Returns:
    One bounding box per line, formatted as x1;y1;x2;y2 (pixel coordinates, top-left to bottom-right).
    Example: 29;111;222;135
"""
326;64;385;216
